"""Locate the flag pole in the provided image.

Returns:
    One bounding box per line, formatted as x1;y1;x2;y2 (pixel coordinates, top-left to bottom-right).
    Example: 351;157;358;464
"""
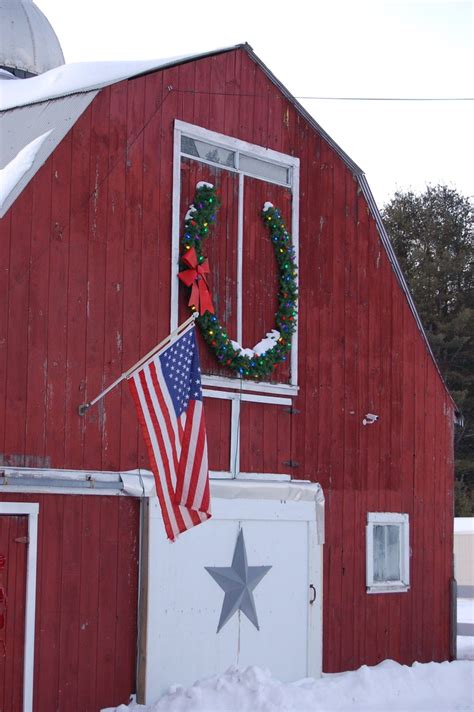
78;313;198;416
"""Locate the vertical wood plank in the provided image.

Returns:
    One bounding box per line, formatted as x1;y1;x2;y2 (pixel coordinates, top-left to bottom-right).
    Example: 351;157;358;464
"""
64;109;92;469
24;161;52;465
101;80;129;471
77;495;101;712
58;496;83;710
209;55;226;136
0;209;11;454
114;497;140;701
95;496;119;707
44;134;73;468
3;183;33;462
35;494;63;710
0;514;28;712
83;88;110;471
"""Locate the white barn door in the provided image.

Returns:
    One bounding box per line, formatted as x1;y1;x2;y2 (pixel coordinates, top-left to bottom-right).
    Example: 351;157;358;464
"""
143;481;324;701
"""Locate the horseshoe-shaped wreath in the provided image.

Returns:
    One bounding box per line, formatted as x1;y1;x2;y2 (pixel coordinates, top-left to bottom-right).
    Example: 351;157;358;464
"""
179;182;298;380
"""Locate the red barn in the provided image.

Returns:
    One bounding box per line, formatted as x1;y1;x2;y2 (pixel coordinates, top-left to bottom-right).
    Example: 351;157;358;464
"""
0;29;457;712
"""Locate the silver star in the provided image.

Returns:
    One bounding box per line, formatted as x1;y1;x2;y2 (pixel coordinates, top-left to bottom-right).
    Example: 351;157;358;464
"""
205;529;271;633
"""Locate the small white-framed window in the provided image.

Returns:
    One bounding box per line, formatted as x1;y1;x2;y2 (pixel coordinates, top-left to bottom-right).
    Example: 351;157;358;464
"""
366;512;410;593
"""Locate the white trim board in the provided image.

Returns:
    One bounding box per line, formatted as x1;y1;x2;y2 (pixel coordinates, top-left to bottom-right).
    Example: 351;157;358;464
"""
366;512;410;594
202;375;298;397
0;502;39;712
203;388;291;405
0;467;155;497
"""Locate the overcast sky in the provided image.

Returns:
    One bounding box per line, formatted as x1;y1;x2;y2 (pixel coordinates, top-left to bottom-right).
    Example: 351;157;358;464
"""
38;0;473;208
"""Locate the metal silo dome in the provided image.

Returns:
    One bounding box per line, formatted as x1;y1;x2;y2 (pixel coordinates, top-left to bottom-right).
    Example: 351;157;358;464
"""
0;0;65;77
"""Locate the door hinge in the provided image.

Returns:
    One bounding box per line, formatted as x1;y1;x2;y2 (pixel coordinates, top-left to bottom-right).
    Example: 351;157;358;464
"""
283;406;300;414
14;536;29;544
282;460;300;468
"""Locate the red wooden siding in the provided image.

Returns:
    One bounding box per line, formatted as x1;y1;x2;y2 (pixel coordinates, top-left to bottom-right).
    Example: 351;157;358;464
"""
203;397;232;472
0;493;139;712
0;46;454;673
0;514;28;712
240;401;292;474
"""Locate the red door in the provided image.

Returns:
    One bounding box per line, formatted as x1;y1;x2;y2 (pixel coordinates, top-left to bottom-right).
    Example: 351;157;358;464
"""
0;515;28;712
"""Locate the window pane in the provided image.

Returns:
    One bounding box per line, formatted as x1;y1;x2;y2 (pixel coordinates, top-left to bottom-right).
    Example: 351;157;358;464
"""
239;154;289;184
373;524;400;582
181;136;235;168
385;525;401;580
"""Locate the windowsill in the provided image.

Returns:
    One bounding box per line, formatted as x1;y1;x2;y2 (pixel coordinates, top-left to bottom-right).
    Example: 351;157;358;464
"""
367;584;410;594
202;374;299;397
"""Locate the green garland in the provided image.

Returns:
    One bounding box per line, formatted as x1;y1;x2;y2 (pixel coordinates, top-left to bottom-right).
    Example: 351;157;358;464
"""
180;182;298;380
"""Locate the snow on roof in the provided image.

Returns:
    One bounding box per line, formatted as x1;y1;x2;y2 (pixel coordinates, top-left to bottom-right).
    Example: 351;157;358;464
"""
0;47;237;112
0;58;181;111
0;129;51;210
0;90;98;218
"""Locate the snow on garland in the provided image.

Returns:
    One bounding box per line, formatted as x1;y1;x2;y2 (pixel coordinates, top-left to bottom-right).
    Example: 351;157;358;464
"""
179;183;298;380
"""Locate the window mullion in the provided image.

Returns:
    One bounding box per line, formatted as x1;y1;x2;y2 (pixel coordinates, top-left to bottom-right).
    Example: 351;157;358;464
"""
230;397;241;478
380;526;390;581
237;172;244;345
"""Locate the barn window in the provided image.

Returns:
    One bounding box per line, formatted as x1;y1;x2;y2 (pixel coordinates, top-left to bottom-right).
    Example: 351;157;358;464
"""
172;121;299;479
366;513;410;593
171;119;300;397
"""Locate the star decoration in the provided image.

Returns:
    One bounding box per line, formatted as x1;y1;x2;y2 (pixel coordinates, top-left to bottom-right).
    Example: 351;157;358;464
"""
205;529;272;633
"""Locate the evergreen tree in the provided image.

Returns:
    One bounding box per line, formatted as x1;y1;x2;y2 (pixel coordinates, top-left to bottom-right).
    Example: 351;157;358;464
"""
382;185;474;515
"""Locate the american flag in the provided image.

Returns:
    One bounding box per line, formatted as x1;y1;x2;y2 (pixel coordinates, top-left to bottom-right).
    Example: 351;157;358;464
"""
128;326;211;541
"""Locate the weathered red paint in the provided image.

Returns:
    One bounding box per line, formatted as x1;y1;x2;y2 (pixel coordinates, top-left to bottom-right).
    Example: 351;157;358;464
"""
0;493;139;712
0;46;454;681
0;514;28;712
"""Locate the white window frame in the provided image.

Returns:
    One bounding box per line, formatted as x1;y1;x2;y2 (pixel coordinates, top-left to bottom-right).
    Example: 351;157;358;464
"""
0;502;39;712
171;120;300;398
203;388;293;480
366;512;410;594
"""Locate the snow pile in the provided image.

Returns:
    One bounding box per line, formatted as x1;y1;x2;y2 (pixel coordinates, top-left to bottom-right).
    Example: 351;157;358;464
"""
196;181;214;190
103;659;474;712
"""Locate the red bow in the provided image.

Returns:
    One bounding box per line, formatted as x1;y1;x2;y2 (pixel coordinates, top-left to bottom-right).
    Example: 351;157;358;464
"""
178;247;215;315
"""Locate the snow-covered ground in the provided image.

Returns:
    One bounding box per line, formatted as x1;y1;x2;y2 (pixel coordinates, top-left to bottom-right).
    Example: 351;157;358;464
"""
458;597;474;663
458;598;474;627
102;658;473;712
458;636;474;662
102;598;474;711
